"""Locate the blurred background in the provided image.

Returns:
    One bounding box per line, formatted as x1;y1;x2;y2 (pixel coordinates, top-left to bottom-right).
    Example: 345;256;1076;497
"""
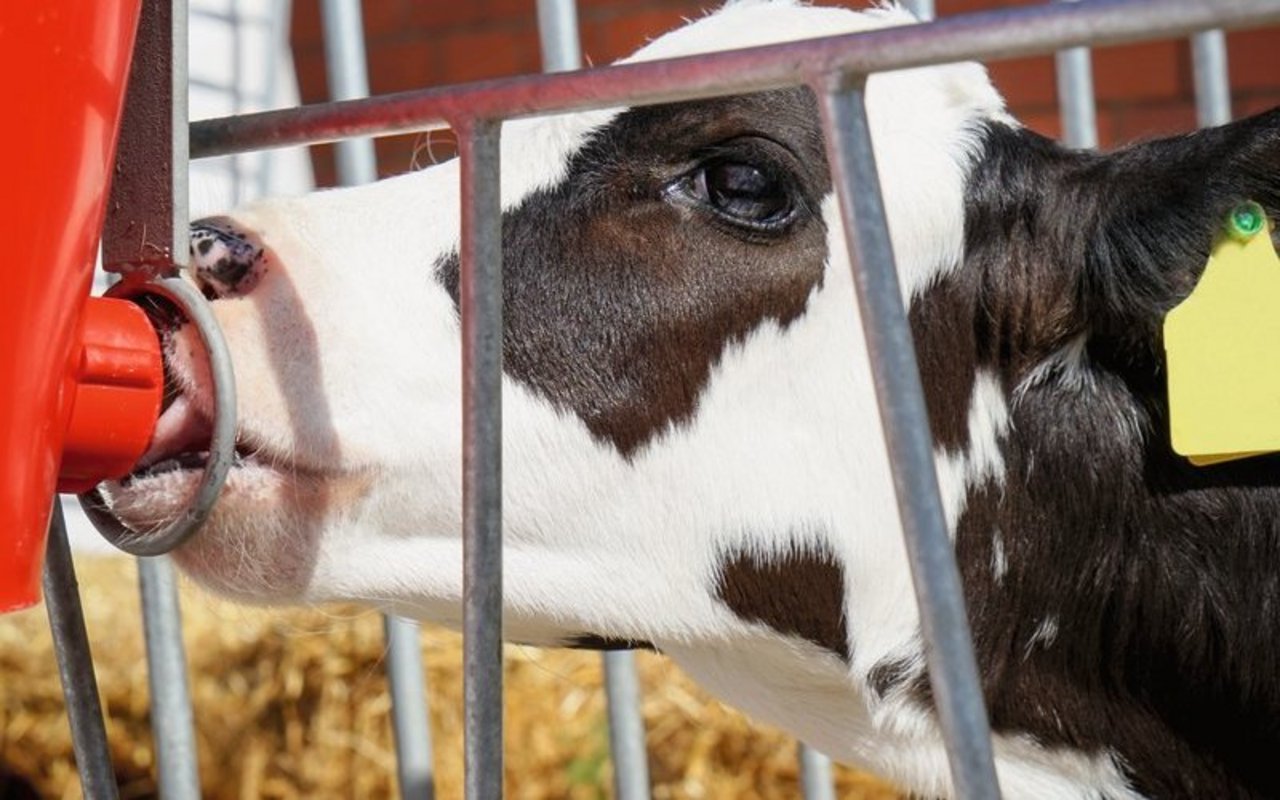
286;0;1280;185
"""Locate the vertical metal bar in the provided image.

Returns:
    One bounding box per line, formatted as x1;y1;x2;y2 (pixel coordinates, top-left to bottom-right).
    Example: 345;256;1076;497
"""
1053;0;1099;149
255;0;293;197
384;616;436;800
825;5;934;797
43;504;121;800
102;0;190;276
459;118;504;800
536;0;583;72
318;4;437;797
100;0;204;795
1191;29;1232;127
137;557;201;800
229;0;244;203
798;744;836;800
901;0;935;23
529;2;652;796
815;76;1001;799
320;0;380;182
602;651;651;800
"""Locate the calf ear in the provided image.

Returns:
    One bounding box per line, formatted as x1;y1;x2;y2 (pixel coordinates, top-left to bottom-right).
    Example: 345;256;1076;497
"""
1074;108;1280;364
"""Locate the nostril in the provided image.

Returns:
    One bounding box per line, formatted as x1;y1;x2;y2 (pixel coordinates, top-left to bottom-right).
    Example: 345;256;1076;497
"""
189;216;266;298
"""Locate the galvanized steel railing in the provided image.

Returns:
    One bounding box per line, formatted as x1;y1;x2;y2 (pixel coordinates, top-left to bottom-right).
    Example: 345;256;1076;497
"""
531;2;656;796
37;1;1274;798
316;2;439;798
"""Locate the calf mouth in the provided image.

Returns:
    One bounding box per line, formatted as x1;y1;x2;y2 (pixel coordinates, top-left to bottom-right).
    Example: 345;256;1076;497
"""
116;299;330;492
119;447;253;488
115;389;330;495
118;422;329;490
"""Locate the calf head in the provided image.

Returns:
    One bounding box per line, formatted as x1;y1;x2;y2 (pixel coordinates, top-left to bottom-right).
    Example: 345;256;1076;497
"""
107;1;1280;797
113;1;972;668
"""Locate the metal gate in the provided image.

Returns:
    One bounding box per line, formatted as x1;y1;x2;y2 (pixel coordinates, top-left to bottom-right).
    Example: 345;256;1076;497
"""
32;0;1280;798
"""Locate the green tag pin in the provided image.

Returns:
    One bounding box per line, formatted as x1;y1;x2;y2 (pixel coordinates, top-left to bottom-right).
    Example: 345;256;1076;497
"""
1228;200;1267;242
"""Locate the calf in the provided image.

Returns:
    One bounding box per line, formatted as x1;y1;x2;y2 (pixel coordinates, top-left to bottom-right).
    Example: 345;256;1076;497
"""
107;1;1280;797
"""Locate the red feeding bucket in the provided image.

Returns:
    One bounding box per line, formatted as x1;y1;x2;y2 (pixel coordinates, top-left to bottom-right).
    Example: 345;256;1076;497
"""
0;0;166;611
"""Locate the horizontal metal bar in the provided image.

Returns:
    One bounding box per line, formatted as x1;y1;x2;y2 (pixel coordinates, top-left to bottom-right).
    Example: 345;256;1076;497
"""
816;76;1001;798
191;0;1279;159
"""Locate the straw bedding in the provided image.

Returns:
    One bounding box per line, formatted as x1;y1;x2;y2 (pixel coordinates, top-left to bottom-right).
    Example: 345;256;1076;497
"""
0;557;901;799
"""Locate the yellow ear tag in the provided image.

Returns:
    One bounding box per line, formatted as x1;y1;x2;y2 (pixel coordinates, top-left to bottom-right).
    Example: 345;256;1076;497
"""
1165;201;1280;466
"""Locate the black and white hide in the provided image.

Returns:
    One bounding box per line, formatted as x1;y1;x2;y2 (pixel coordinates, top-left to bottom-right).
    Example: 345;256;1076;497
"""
108;2;1280;797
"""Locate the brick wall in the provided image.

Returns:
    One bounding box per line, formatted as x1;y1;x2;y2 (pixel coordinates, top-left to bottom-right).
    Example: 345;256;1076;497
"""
289;1;1280;187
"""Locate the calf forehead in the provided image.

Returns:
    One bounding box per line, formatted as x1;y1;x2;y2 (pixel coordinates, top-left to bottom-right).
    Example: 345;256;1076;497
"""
441;89;831;455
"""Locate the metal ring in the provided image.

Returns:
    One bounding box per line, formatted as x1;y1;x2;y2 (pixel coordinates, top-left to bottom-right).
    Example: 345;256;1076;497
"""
78;275;238;557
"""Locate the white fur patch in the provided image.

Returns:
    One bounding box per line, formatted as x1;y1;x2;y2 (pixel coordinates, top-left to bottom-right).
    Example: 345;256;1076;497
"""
936;369;1010;531
1013;332;1144;445
992;526;1008;584
829;635;1140;799
1016;333;1093;399
1026;615;1060;657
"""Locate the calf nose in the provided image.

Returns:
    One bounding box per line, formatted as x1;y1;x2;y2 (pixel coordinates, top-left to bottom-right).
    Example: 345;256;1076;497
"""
189;217;266;298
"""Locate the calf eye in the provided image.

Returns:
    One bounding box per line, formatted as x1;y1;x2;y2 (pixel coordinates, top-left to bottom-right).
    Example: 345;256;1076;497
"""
676;159;797;232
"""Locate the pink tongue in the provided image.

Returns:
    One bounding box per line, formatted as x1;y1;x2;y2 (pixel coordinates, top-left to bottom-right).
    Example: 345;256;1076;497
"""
136;395;214;469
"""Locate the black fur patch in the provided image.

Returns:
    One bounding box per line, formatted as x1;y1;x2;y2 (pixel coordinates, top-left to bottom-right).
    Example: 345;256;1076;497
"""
867;654;919;701
909;110;1280;798
909;275;981;452
439;89;830;456
563;634;657;652
713;535;850;662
